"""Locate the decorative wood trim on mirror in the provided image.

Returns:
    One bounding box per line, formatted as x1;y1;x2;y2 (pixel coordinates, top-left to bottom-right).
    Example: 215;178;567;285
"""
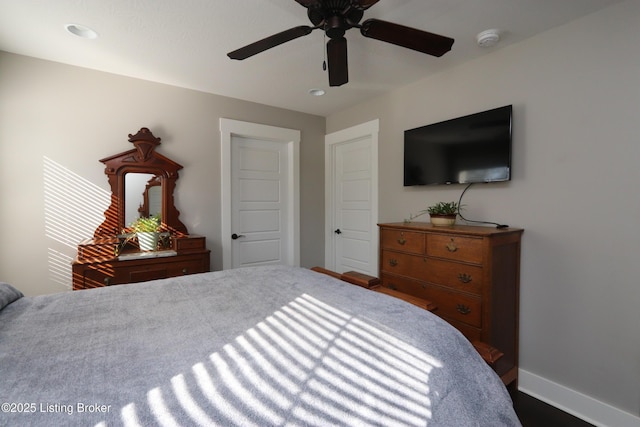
94;127;188;236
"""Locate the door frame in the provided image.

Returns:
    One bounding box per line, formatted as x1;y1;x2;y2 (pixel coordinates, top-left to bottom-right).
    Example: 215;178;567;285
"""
220;118;300;270
324;119;379;274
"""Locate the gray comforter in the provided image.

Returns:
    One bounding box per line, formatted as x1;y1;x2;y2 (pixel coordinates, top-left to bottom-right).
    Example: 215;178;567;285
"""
0;265;520;426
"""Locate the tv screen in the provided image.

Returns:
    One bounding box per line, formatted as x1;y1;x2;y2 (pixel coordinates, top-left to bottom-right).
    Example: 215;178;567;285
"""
404;105;512;186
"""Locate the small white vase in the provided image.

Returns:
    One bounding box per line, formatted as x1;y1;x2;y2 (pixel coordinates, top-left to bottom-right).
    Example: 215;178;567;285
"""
137;232;159;251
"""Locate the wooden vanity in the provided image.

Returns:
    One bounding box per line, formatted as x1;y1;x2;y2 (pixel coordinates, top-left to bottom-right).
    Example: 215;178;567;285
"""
72;127;210;290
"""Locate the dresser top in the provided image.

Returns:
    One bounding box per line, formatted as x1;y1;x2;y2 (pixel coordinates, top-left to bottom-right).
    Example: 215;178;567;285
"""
378;222;523;237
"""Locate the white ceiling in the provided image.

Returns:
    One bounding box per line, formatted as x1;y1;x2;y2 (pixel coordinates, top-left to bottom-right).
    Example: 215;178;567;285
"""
0;0;625;116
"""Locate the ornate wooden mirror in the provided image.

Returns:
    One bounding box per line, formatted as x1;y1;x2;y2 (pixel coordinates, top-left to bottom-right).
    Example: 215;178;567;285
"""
94;127;188;236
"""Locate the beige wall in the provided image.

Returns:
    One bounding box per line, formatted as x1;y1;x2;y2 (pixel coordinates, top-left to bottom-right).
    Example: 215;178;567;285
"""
0;51;326;296
2;1;639;423
327;1;640;421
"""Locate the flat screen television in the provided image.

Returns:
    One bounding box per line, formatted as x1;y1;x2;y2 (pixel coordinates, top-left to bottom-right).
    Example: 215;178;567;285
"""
404;105;512;186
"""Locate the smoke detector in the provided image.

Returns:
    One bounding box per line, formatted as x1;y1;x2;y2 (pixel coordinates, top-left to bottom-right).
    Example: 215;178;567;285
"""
476;29;500;47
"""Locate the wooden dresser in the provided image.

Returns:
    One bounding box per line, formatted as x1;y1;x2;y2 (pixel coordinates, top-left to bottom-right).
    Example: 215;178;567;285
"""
378;222;523;386
72;235;210;290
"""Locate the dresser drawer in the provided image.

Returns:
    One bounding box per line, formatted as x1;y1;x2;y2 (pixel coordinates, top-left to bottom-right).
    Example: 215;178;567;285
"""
381;229;425;254
427;234;483;264
75;267;116;289
443;318;482;343
426;285;482;328
426;258;482;295
381;251;428;278
380;273;429;299
165;258;208;277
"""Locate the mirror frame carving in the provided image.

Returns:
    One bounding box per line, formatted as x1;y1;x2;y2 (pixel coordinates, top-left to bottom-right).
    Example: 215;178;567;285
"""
94;127;188;236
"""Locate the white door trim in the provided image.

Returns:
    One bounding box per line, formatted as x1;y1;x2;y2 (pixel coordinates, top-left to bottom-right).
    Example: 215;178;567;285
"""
220;118;300;270
325;119;379;274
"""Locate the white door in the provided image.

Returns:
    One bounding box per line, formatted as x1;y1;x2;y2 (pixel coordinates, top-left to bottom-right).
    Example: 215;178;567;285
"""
325;120;379;275
220;119;300;270
231;137;288;268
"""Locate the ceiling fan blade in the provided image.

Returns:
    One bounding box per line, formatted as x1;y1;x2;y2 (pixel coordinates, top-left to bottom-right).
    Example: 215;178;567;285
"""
227;26;313;60
360;19;454;57
350;0;380;10
327;37;348;87
294;0;322;7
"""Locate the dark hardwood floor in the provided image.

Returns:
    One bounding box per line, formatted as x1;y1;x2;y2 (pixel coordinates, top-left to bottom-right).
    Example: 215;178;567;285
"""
511;391;595;427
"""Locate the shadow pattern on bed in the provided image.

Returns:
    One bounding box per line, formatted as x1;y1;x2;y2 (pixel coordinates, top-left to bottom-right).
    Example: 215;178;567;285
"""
0;266;520;426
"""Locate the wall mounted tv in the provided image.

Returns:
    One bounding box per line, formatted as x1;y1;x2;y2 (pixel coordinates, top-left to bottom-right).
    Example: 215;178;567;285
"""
404;105;512;186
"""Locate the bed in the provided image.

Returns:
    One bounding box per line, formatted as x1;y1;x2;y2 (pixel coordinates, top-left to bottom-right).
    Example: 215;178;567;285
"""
0;265;520;426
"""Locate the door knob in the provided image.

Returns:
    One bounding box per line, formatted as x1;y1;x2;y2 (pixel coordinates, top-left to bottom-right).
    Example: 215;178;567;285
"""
231;233;245;240
334;229;342;234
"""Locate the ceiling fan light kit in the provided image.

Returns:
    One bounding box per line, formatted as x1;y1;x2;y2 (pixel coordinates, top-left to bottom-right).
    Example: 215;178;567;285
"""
227;0;454;87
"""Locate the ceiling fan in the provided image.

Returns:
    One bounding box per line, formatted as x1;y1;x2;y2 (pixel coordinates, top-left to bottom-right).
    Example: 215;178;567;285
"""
227;0;454;87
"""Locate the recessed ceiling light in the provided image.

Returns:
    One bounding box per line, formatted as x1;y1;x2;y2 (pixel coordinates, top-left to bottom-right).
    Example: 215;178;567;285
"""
476;29;500;47
308;88;325;96
65;23;98;39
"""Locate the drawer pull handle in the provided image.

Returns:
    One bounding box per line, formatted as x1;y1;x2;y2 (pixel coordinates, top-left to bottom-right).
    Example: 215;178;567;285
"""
389;259;398;267
458;273;472;284
446;239;458;252
397;232;406;245
182;268;188;274
388;283;397;290
104;277;111;286
456;304;472;315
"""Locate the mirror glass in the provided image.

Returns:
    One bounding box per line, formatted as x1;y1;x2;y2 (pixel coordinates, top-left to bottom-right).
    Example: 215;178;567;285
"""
124;173;161;226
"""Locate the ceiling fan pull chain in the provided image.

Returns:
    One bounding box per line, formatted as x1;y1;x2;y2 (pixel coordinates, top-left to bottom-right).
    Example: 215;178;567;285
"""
322;33;327;71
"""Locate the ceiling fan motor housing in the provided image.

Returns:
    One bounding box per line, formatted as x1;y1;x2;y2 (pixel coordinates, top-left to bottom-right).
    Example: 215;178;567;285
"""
307;0;364;38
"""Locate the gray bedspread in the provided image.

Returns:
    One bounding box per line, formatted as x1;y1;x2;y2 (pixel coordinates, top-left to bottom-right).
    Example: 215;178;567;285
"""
0;265;520;426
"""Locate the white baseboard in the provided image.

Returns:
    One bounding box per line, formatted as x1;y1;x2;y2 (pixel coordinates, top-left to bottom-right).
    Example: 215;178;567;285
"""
518;369;639;427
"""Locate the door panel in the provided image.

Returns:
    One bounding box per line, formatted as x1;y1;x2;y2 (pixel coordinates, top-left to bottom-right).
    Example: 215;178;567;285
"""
239;179;280;202
238;239;281;265
239;210;280;233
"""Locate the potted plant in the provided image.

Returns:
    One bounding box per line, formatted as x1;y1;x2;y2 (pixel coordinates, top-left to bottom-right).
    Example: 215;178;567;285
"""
130;215;161;251
427;201;460;226
404;201;462;226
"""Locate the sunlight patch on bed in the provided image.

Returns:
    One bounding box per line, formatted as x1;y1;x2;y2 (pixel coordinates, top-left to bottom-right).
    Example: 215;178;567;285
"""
190;362;256;426
147;387;179;427
121;293;439;426
120;402;143;427
170;373;217;425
